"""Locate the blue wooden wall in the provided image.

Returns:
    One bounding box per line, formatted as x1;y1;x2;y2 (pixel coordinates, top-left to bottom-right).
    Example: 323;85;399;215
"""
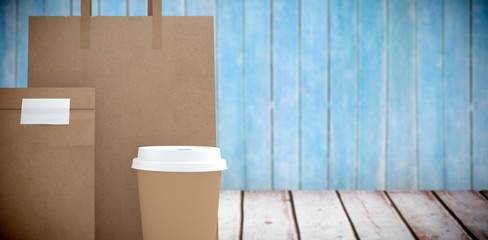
0;0;487;190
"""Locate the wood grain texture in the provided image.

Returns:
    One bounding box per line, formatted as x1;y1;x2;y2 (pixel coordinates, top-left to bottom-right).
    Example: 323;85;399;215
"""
44;0;70;16
217;0;245;189
186;0;214;16
100;0;127;16
387;0;417;189
292;191;355;239
299;0;328;190
218;191;242;240
92;0;100;16
242;191;298;240
482;190;488;199
435;191;488;239
329;0;358;189
128;0;146;16
272;0;300;190
72;0;81;15
0;0;17;87
417;0;444;190
244;0;272;189
18;0;43;87
388;191;468;239
162;0;184;16
340;191;414;239
443;0;471;190
357;0;387;189
472;0;488;190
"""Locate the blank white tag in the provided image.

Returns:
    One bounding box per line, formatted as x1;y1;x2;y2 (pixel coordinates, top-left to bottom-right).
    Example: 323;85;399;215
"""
20;98;70;125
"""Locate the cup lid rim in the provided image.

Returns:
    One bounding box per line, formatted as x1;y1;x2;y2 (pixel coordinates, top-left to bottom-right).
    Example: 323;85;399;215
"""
131;146;227;172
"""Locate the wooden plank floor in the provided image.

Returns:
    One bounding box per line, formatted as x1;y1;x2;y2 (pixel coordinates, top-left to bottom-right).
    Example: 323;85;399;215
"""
218;191;488;240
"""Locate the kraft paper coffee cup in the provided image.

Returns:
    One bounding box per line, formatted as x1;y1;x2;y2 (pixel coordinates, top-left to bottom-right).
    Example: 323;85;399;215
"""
131;146;227;240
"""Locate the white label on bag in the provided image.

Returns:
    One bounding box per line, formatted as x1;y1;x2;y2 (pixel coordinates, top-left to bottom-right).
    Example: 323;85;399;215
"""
20;98;70;125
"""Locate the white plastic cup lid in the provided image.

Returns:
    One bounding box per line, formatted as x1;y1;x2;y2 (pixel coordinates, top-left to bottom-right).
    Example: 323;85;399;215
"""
131;146;228;172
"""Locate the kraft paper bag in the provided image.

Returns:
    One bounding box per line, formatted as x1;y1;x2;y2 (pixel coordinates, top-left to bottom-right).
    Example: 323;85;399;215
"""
28;0;216;239
0;88;95;240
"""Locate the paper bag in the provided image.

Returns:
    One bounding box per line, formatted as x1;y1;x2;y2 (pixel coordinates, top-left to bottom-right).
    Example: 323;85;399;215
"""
28;0;216;239
0;88;95;240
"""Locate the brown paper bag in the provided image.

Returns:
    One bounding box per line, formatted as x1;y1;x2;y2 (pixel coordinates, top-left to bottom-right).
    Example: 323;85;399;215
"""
28;0;216;239
0;88;95;240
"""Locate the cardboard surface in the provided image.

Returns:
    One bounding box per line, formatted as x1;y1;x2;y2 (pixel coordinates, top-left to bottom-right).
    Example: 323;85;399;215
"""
28;10;216;240
0;88;95;240
137;171;221;240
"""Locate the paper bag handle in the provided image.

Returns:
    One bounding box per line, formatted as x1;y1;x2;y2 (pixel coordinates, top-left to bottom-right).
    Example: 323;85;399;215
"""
80;0;162;49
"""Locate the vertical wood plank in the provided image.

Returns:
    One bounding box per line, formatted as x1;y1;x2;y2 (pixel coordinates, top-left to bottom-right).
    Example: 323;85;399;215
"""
357;0;387;189
473;0;488;190
0;0;17;87
18;0;43;87
292;191;355;239
300;0;328;189
186;0;214;16
443;0;471;190
129;0;185;16
218;191;242;240
93;0;100;16
244;0;272;189
44;0;71;16
100;0;127;16
128;0;146;16
162;0;185;16
435;191;488;239
330;0;358;189
388;191;469;239
272;0;300;190
72;0;81;15
417;0;444;189
217;0;245;189
387;0;417;189
242;191;298;240
340;191;415;239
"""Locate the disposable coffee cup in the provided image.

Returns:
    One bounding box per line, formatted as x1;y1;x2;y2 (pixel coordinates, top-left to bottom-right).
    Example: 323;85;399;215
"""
132;146;227;240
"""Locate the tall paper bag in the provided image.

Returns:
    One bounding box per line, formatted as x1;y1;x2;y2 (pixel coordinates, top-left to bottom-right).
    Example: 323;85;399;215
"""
28;0;216;239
